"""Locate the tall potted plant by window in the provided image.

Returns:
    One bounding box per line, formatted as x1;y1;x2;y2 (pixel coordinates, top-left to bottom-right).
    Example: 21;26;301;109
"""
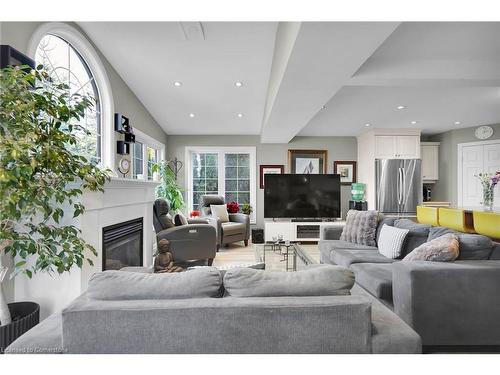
0;65;110;351
153;161;185;213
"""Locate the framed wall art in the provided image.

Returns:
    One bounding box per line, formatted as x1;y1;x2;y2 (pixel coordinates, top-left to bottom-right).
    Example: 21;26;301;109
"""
260;164;284;189
334;160;357;185
288;149;327;174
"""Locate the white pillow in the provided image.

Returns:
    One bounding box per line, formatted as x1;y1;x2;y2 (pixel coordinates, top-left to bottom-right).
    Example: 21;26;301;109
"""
210;204;229;223
377;224;409;259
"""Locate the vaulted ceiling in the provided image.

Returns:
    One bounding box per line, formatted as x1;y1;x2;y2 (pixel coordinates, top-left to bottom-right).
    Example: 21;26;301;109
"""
79;22;500;143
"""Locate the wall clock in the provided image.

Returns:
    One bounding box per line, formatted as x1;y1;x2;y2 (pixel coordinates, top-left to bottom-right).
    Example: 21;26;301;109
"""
475;126;494;140
118;157;131;177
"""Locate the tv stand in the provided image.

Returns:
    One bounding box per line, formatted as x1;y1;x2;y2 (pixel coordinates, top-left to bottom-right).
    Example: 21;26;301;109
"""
264;220;345;242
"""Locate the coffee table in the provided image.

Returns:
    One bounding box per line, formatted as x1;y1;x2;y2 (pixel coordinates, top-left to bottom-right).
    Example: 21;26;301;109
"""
254;242;317;271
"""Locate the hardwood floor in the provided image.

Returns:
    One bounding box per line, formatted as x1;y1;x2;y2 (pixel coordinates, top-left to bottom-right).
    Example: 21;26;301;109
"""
212;241;320;270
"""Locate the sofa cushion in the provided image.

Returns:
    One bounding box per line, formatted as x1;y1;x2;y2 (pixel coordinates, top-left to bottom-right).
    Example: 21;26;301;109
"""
377;224;410;259
350;263;394;303
319;240;378;264
393;219;431;257
456;233;493;260
332;249;395;268
87;268;222;300
340;210;378;246
427;226;457;241
490;242;500;260
223;265;355;297
221;222;246;236
403;233;460;262
428;226;493;260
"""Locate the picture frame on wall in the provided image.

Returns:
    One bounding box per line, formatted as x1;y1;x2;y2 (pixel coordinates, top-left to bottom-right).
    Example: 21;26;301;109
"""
334;160;357;185
260;164;284;189
288;149;327;174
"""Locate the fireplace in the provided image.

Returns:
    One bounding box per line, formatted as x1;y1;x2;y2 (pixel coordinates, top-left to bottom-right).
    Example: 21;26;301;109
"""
102;217;143;271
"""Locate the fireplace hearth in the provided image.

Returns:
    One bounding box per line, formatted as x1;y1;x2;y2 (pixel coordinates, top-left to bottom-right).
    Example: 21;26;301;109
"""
102;217;143;270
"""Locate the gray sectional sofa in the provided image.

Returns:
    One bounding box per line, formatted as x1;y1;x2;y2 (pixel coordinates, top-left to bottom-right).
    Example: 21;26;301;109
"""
6;266;421;354
320;217;500;348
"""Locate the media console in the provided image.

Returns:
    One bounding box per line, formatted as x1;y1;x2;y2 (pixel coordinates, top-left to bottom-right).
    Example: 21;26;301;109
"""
264;220;346;242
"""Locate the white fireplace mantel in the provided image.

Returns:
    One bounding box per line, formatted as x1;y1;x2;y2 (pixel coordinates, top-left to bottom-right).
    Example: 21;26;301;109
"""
14;177;160;319
80;177;160;289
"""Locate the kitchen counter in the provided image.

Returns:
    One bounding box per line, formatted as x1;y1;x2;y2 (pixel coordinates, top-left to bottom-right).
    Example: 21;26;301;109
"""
421;201;451;207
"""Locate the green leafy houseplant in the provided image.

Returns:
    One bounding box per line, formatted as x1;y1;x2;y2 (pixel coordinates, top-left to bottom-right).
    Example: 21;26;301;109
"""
153;161;185;213
0;65;110;325
240;203;253;215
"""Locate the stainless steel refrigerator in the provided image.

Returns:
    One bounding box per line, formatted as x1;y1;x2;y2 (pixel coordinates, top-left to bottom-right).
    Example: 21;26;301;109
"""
375;159;422;215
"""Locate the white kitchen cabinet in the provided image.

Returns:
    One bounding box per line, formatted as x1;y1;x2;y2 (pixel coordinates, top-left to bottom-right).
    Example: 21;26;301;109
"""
421;142;440;182
374;136;397;159
375;135;420;159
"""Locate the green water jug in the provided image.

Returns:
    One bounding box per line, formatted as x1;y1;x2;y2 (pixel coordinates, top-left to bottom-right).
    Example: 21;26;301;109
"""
351;183;365;202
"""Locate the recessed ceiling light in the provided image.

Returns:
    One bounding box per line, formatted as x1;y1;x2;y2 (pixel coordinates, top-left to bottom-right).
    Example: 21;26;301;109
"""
410;121;417;125
189;113;195;118
365;123;371;127
235;81;243;87
237;113;244;118
397;105;406;110
173;81;182;87
454;121;461;125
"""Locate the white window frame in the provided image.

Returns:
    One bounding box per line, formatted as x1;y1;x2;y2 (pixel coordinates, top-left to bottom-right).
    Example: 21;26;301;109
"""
28;22;115;171
131;128;165;180
185;146;257;224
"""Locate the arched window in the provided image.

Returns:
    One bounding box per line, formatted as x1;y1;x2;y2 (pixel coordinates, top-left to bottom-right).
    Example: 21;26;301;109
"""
29;23;114;169
35;34;101;164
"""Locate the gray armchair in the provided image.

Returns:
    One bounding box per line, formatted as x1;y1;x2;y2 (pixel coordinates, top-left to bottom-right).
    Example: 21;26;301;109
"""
153;198;217;265
199;195;250;248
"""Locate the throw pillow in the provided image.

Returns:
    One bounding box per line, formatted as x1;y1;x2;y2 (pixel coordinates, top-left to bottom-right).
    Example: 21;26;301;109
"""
377;224;410;259
210;204;230;223
403;233;459;262
174;212;188;226
223;265;355;297
340;210;378;246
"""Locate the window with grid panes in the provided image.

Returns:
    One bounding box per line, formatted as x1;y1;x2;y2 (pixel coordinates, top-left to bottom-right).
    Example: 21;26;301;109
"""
224;153;250;206
191;153;219;211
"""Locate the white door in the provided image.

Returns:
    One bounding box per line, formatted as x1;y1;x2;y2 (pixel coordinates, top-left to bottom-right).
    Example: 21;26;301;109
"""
375;136;396;159
459;142;500;208
396;136;420;159
461;145;484;207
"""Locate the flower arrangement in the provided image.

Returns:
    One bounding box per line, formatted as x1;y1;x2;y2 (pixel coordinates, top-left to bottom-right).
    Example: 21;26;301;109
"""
476;171;500;211
226;201;239;214
190;210;200;218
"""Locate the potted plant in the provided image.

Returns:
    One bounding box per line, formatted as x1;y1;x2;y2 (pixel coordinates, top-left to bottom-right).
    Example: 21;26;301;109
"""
240;203;253;216
226;201;239;214
153;161;185;213
0;65;110;351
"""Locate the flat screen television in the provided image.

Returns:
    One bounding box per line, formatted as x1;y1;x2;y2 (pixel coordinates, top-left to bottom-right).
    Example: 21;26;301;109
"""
264;174;341;219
